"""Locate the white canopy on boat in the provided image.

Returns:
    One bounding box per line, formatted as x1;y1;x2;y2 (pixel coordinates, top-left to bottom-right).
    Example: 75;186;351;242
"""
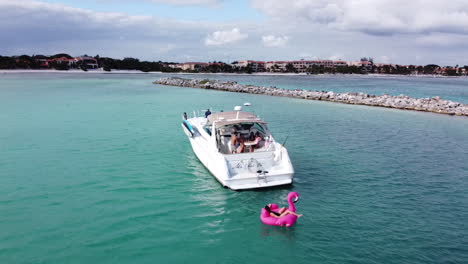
207;111;266;126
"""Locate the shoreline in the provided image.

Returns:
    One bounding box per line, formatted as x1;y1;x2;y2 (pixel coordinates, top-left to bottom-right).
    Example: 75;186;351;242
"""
1;69;467;78
154;77;468;117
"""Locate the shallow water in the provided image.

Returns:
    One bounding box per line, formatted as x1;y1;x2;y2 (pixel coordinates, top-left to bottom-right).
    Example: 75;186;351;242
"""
1;73;467;263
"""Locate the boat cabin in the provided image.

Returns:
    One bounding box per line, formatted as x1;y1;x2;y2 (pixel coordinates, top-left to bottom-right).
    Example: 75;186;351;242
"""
206;111;273;154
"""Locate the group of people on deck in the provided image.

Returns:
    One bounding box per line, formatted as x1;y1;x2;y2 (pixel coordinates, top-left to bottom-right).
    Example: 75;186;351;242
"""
231;130;263;154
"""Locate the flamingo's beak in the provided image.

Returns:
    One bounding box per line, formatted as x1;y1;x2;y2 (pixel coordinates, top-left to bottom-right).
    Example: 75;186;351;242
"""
293;196;299;203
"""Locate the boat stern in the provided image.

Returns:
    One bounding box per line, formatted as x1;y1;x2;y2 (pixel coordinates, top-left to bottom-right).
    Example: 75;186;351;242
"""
222;147;294;190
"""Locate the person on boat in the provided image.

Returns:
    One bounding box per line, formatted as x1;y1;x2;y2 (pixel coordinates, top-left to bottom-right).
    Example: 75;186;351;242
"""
254;132;263;149
264;204;302;218
205;109;211;118
236;136;245;154
246;132;263;152
230;131;245;153
249;132;255;141
231;131;239;153
183;112;187;120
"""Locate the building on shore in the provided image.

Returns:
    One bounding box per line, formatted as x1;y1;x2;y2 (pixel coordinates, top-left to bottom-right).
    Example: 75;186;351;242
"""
75;56;98;69
171;58;370;73
233;60;266;72
248;59;349;73
49;57;76;67
36;58;49;68
33;55;98;69
265;61;288;72
165;58;468;76
178;62;209;71
348;60;373;72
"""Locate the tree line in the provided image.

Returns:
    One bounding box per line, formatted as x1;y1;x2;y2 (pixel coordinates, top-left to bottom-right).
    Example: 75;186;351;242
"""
303;64;468;76
0;54;180;72
1;54;467;76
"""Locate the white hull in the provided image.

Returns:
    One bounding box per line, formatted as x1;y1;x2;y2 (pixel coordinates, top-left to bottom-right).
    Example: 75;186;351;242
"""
182;116;294;190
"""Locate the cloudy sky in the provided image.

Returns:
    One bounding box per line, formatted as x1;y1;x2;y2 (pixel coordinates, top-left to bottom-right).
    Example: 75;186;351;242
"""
1;0;468;65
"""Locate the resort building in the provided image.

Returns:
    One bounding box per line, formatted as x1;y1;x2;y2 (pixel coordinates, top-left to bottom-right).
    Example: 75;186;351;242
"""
264;59;348;73
291;60;334;72
166;63;180;69
50;57;75;66
36;58;49;68
34;56;99;69
291;60;309;72
349;60;374;72
75;56;99;69
265;61;288;72
174;58;381;73
179;62;209;71
234;60;266;72
334;61;348;67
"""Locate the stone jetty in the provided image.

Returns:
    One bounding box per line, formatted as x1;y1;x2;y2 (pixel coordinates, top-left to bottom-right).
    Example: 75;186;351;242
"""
154;77;468;117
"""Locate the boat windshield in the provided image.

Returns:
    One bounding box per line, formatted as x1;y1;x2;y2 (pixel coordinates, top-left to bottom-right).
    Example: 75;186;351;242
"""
215;122;271;154
203;124;212;136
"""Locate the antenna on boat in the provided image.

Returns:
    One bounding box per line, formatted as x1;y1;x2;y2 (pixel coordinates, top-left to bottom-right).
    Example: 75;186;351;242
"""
234;105;242;119
282;135;290;147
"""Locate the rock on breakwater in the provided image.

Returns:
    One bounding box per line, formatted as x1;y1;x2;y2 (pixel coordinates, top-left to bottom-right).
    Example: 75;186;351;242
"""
154;77;468;117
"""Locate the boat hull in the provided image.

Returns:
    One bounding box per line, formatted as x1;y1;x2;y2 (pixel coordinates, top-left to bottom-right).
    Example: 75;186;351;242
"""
185;129;294;190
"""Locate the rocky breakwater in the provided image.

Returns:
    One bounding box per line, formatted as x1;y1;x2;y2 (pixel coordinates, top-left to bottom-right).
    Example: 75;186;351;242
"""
154;77;468;117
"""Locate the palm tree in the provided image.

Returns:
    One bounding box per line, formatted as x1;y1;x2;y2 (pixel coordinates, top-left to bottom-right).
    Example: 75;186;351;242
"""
285;63;295;73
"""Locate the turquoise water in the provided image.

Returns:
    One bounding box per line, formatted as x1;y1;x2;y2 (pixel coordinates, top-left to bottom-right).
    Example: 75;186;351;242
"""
1;73;468;263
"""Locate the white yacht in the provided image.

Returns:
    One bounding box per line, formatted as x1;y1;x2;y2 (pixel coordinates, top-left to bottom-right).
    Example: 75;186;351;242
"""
181;106;294;190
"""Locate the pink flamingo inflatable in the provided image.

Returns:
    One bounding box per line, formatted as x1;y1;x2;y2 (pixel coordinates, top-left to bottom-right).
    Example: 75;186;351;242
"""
260;192;299;227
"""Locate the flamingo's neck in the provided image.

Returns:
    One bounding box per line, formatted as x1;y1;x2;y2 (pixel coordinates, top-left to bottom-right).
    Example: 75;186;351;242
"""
287;197;296;212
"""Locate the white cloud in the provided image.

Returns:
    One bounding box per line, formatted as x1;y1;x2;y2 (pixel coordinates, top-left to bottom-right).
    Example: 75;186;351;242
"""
2;0;468;65
205;28;248;46
252;0;468;36
0;0;216;59
416;34;468;47
145;0;220;7
262;35;289;47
